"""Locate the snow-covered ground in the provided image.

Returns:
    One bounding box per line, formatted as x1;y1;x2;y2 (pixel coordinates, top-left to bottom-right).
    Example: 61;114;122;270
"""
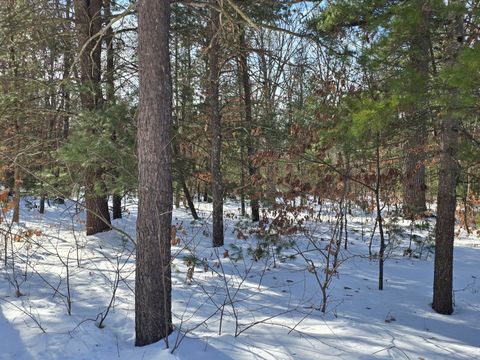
0;198;479;360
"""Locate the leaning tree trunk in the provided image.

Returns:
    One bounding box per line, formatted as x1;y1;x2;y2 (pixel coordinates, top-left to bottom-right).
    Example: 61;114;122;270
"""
209;1;224;247
135;0;173;346
73;0;111;234
173;140;199;220
182;179;199;220
432;0;464;315
403;0;430;218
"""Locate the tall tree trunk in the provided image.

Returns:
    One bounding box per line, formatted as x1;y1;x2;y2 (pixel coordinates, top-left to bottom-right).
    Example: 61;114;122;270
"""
209;1;224;247
135;0;173;346
104;0;122;220
236;56;246;217
104;0;114;103
8;10;21;224
60;0;72;140
403;0;430;218
74;0;111;234
73;0;103;110
239;29;260;222
432;1;464;315
375;141;386;290
258;35;277;205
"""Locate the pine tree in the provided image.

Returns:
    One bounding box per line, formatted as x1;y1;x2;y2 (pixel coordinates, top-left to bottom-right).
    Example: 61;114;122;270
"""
432;0;465;315
209;0;224;247
73;0;111;235
135;0;173;346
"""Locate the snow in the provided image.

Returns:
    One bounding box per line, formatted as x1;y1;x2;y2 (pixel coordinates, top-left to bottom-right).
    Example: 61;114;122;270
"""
0;198;479;360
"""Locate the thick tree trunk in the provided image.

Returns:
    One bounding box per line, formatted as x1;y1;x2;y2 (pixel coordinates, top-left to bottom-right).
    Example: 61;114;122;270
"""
403;129;427;216
433;1;463;315
239;30;260;222
135;0;173;346
209;1;224;247
73;0;103;109
85;191;111;235
74;0;111;234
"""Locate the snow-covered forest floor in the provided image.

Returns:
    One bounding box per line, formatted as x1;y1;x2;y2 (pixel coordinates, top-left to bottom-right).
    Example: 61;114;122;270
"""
0;198;479;360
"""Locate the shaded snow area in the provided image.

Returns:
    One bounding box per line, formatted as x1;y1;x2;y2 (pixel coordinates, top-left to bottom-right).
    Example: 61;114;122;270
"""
0;198;479;360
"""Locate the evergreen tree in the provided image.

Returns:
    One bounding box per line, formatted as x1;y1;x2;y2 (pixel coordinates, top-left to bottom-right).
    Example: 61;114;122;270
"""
135;0;173;346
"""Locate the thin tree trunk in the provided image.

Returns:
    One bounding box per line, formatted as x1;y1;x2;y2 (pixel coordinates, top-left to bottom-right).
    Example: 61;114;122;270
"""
104;0;123;220
135;0;173;346
39;194;46;214
12;164;20;223
9;17;20;224
174;183;180;209
173;142;199;220
209;1;224;247
433;1;463;315
239;135;246;217
236;56;246;217
239;29;259;222
182;179;199;220
62;0;72;139
376;141;386;290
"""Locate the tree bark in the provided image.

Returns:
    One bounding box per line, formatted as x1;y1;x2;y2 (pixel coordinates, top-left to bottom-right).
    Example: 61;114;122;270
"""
104;0;123;220
62;0;72;139
73;0;111;234
12;164;20;223
376;141;386;290
112;194;122;220
135;0;173;346
39;194;46;214
85;191;110;235
239;29;260;222
73;0;103;109
432;0;464;315
209;1;224;247
403;0;430;218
